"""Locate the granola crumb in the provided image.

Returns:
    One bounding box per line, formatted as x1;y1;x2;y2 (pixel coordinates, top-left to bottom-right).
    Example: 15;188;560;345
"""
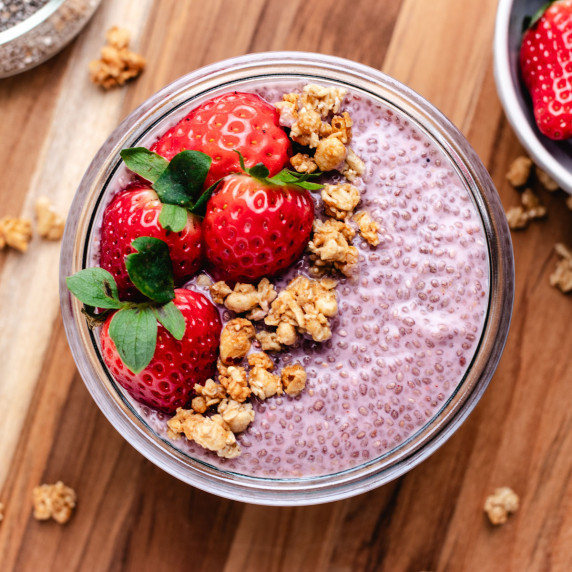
0;217;32;252
216;278;277;321
302;83;347;117
255;330;283;352
321;183;360;220
550;243;572;293
89;26;145;90
32;481;76;524
341;148;366;182
195;273;213;288
290;153;318;174
249;366;282;400
308;218;359;276
210;281;233;304
484;487;519;525
248;352;275;370
506;205;529;230
314;136;347;171
217;360;251;402
167;409;240;458
353;210;380;246
35;197;65;240
219;318;255;365
506;156;532;187
521;188;546;219
281;364;307;397
535;165;559;191
218;398;255;433
191;379;226;413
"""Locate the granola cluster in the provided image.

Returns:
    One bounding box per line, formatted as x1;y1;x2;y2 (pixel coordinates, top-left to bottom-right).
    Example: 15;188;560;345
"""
32;481;76;524
89;26;145;89
0;197;65;253
275;84;364;180
308;218;359;276
550;243;572;293
210;278;277;321
506;188;547;230
484;487;519;525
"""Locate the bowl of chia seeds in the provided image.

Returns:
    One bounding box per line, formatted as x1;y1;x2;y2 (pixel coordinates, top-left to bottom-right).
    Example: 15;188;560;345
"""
0;0;101;78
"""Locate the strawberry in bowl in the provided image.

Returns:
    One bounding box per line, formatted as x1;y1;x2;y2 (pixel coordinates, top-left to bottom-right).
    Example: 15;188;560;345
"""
520;0;572;140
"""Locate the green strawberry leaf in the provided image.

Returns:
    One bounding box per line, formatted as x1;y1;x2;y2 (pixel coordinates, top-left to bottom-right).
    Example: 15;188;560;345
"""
153;150;212;207
190;179;222;217
125;237;175;304
152;301;185;340
66;268;123;309
249;162;271;179
158;204;188;232
109;306;157;373
120;148;169;183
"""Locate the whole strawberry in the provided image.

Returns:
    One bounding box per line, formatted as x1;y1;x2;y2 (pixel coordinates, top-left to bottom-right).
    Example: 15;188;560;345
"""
203;160;317;282
105;148;216;300
100;185;202;300
151;92;292;188
100;288;221;413
520;0;572;140
67;236;222;414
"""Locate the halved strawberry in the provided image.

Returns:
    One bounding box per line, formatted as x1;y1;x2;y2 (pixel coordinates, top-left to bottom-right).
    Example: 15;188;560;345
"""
151;92;292;188
520;0;572;140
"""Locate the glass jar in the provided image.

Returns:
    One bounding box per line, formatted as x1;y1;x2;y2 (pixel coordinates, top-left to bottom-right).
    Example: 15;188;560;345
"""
0;0;101;78
59;52;514;506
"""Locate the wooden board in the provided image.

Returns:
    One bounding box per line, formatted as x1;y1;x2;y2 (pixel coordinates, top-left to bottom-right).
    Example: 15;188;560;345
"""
2;0;572;570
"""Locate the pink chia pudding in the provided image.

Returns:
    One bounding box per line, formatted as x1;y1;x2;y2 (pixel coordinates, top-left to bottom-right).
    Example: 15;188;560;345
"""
93;80;490;479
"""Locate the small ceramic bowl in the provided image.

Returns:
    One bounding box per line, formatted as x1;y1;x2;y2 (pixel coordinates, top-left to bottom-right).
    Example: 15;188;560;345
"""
0;0;101;78
494;0;572;193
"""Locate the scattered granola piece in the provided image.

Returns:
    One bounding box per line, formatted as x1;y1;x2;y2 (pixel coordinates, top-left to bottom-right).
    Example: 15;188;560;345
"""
550;243;572;293
535;165;559;191
281;364;307;397
290;153;318;174
218;398;255;433
255;330;283;352
249;366;282;400
314;136;347;171
191;379;226;413
167;409;240;458
0;217;32;252
506;205;530;230
265;276;338;342
506;156;532;187
301;84;347;117
89;26;145;90
521;188;547;219
219;318;255;364
484;487;519;525
275;95;299;129
321;183;360;220
566;196;572;211
217;360;251;402
353;210;380;246
276;321;298;346
35;197;65;240
308;218;359;276
210;280;233;304
290;108;322;148
248;352;275;370
341;148;366;182
32;481;76;524
330;112;353;144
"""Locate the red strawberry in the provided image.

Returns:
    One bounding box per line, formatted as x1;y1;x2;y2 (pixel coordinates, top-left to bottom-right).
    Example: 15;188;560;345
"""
100;185;203;300
100;288;221;413
520;0;572;139
203;173;315;282
151;92;292;188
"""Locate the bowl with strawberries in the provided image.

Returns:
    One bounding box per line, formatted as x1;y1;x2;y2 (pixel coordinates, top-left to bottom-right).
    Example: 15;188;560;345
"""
60;52;514;505
494;0;572;192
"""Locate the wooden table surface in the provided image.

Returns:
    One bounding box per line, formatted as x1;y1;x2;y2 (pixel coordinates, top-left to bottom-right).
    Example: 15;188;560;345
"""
2;0;572;570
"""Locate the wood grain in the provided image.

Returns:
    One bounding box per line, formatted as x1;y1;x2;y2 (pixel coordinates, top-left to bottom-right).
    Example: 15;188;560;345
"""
2;0;572;570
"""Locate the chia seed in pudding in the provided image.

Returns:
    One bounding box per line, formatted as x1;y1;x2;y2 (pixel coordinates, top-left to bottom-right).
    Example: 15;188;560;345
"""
99;80;490;479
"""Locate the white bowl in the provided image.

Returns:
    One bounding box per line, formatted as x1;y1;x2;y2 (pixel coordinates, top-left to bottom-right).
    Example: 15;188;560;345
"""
494;0;572;193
